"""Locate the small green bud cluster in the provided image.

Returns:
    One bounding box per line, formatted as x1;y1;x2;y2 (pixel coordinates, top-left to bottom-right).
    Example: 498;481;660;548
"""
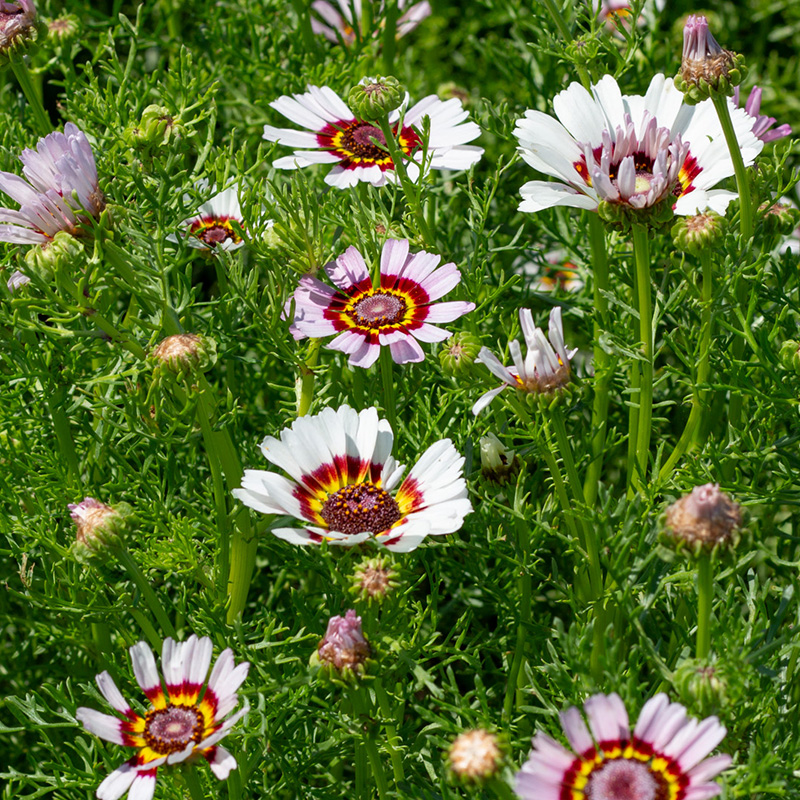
671;212;725;255
439;331;481;375
24;230;86;281
347;77;406;120
123;105;186;153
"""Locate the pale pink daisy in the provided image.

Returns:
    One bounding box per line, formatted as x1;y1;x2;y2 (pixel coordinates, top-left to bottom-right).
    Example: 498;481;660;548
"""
262;85;483;188
233;404;472;552
732;85;791;143
311;0;431;44
472;307;577;415
0;123;104;245
515;692;731;800
514;73;763;216
76;635;249;800
288;238;475;368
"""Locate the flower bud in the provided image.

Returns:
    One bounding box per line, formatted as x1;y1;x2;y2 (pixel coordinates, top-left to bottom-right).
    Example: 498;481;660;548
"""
676;15;746;104
150;333;217;376
439;331;481;375
673;657;728;714
69;497;132;562
759;202;800;236
0;0;44;65
664;483;741;553
350;556;399;604
6;269;30;292
479;433;519;485
437;82;470;105
46;13;79;43
671;211;725;255
779;339;800;374
24;230;85;281
566;37;600;66
311;609;371;681
124;105;185;151
347;77;405;120
447;729;504;784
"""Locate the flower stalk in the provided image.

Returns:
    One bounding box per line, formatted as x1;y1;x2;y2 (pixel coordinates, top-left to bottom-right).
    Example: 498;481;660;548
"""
503;516;531;721
379;345;397;432
9;54;50;136
696;553;713;660
296;338;321;417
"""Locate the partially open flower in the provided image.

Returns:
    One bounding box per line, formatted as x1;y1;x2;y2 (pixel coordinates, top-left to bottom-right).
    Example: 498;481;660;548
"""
69;497;132;561
448;729;504;784
151;333;217;376
0;0;41;63
479;433;519;485
350;556;399;604
313;610;371;679
677;15;746;103
664;483;742;552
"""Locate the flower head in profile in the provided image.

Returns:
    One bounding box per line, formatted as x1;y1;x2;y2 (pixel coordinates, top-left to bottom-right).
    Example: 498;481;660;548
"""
732;85;791;143
263;84;482;188
172;182;246;251
76;635;249;800
514;74;763;220
233;405;472;552
289;238;475;368
678;15;745;101
312;0;431;45
515;692;731;800
0;123;104;246
473;307;576;415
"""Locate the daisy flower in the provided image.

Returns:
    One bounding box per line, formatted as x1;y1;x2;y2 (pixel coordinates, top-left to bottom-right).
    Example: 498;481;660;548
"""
76;635;249;800
514;73;763;216
288;238;475;368
262;84;483;188
172;182;245;251
732;85;791;143
515;692;731;800
473;306;577;415
0;122;104;245
311;0;431;44
233;404;472;552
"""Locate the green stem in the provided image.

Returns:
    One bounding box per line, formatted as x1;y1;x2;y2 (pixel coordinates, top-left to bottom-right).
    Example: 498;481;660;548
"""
48;398;80;481
382;0;398;74
629;225;653;495
181;769;206;800
696;554;713;660
373;678;405;784
711;94;753;241
291;0;317;53
361;0;374;38
379;346;397;431
9;56;51;136
297;339;321;417
503;518;531;721
351;687;389;799
583;214;611;508
115;547;177;638
590;599;606;683
538;0;591;89
659;250;714;480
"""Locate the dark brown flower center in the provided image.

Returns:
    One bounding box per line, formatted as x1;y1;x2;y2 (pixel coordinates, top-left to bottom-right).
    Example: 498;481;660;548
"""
190;217;241;246
144;705;203;755
340;123;387;159
351;291;407;328
320;483;402;536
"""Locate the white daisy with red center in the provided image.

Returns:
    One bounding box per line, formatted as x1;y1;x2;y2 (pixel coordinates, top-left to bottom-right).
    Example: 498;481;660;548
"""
514;73;763;216
289;238;475;368
262;85;483;188
311;0;432;44
0;122;104;245
176;184;245;251
233;404;472;553
515;692;732;800
76;635;249;800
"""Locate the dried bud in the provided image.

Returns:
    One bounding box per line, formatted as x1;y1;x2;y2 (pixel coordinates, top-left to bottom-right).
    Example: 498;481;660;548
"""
671;211;725;255
664;483;741;552
448;729;504;784
779;339;800;374
759;202;800;236
350;556;399;604
69;497;132;562
676;15;746;104
24;230;85;281
124;105;185;151
439;331;481;375
674;657;728;714
312;609;371;680
347;76;405;120
46;13;78;43
6;269;30;292
479;433;519;485
0;0;43;65
151;333;217;376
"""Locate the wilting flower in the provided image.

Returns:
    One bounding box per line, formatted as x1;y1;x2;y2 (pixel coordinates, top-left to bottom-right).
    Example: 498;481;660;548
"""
665;483;741;551
515;692;731;800
312;0;431;44
315;609;371;677
76;635;249;800
288;238;475;368
172;183;246;251
514;73;763;218
732;85;791;143
263;84;483;188
233;404;472;552
473;307;576;415
0;123;104;245
0;0;39;57
448;729;504;783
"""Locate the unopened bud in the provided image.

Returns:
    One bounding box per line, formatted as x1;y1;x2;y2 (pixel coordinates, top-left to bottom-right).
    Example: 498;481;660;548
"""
47;14;79;43
24;231;85;281
779;339;800;373
676;15;746;104
479;433;519;485
674;657;728;714
311;609;371;681
671;212;725;254
447;729;504;784
0;0;43;65
439;331;481;375
566;37;600;66
759;202;800;235
350;556;399;604
664;483;742;553
151;333;216;376
347;76;405;120
124;105;185;151
69;497;132;562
